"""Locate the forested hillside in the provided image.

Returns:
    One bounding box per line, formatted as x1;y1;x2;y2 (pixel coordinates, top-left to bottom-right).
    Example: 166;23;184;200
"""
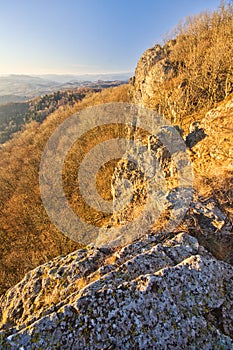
0;87;104;144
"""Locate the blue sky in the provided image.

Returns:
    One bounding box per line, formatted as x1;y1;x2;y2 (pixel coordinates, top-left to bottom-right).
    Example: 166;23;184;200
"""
0;0;221;75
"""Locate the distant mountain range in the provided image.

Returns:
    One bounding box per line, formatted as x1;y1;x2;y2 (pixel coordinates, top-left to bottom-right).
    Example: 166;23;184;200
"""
0;73;132;104
37;72;132;83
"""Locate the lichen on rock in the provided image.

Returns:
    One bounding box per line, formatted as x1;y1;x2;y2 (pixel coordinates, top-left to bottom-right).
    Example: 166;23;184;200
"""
0;232;232;349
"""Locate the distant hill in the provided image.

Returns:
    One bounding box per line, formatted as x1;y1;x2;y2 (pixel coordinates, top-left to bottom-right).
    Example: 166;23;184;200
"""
38;72;132;83
0;75;60;100
0;73;131;103
0;81;126;144
0;88;91;144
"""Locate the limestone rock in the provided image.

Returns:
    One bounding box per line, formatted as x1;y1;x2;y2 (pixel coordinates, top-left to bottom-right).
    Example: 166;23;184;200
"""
0;232;232;349
190;97;233;173
189;195;233;265
129;43;176;106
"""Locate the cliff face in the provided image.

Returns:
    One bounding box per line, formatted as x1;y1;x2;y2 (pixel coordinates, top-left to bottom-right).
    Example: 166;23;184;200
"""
130;39;233;172
129;42;176;108
128;38;233;264
105;95;233;263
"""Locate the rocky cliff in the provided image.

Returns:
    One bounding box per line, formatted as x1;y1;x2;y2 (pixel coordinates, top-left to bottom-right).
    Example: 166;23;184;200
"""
128;35;233;265
129;42;176;108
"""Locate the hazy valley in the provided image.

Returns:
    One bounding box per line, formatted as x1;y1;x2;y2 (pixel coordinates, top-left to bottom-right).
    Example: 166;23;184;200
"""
0;73;131;104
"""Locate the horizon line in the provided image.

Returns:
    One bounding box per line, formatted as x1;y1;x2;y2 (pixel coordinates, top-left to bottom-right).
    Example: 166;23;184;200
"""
0;71;133;77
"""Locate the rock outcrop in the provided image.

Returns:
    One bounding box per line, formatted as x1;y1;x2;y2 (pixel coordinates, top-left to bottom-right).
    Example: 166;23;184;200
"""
128;39;233;266
190;97;233;174
0;232;232;349
129;42;176;107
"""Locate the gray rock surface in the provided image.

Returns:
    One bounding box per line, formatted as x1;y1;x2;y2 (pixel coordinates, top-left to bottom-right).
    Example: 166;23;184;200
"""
0;232;232;349
129;43;176;106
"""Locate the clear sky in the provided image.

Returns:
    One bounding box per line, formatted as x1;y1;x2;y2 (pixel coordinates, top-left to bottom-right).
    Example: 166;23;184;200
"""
0;0;221;75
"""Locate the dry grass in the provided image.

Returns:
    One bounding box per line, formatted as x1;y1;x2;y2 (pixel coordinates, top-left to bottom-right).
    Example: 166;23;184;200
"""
141;2;233;126
0;85;130;295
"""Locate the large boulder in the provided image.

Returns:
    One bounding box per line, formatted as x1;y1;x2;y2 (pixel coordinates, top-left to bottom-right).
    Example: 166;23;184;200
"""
0;232;232;349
